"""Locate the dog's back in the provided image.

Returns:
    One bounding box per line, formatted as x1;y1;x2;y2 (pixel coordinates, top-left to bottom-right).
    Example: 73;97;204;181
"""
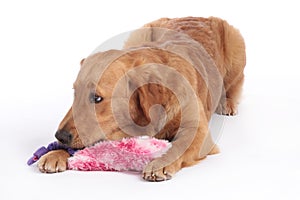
125;17;246;115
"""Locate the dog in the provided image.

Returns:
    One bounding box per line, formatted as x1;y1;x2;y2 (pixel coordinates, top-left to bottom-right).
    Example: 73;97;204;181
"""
38;17;246;181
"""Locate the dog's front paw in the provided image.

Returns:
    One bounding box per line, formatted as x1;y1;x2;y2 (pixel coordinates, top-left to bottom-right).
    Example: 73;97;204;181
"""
143;159;178;182
216;99;238;116
38;150;70;173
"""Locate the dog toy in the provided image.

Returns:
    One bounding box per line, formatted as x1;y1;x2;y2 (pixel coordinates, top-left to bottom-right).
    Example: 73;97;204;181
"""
68;136;171;171
28;137;171;172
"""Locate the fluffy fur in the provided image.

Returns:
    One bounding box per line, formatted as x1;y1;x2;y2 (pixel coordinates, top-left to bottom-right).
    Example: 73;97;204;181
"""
38;17;246;181
68;137;171;171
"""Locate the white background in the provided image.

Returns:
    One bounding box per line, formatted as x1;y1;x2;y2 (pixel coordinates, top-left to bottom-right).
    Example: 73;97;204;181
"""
0;0;300;199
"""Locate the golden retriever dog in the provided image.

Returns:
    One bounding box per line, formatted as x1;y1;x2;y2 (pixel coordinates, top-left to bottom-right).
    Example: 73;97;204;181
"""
38;17;246;181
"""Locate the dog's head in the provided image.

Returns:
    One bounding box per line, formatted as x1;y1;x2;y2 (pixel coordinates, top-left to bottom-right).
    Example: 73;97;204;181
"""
55;48;186;149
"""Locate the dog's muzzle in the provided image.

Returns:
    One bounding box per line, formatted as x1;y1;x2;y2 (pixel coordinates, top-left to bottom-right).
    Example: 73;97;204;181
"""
55;130;73;145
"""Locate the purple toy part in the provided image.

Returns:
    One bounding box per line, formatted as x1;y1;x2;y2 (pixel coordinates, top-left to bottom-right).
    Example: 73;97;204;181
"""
27;141;76;166
27;147;47;165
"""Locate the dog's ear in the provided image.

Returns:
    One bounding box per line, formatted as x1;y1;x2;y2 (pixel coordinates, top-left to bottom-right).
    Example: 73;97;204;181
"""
124;28;153;49
129;84;169;135
129;87;151;127
80;58;85;68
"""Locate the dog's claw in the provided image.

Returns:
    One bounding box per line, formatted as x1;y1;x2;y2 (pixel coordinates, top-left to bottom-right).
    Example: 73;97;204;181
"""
143;170;173;182
143;160;175;182
216;99;238;116
38;150;70;173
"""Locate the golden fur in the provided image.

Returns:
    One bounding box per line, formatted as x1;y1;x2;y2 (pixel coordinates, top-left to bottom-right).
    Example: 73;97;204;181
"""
38;17;246;181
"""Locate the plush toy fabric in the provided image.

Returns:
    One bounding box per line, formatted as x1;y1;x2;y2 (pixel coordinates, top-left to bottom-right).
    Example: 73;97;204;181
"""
68;137;171;171
28;137;171;172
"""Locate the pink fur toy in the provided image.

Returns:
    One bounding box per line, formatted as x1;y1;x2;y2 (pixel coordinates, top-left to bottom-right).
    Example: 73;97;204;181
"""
68;136;171;171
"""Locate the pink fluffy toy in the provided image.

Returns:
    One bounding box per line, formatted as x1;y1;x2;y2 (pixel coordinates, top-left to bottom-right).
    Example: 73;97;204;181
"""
28;136;171;172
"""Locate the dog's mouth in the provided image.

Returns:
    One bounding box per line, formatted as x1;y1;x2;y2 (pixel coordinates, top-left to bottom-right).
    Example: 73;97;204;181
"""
55;139;83;150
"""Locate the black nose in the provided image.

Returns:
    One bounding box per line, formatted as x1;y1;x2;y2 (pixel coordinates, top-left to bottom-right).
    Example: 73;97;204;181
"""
55;130;73;145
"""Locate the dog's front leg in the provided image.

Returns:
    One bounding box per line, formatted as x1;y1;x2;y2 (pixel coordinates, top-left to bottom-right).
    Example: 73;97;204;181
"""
143;121;215;181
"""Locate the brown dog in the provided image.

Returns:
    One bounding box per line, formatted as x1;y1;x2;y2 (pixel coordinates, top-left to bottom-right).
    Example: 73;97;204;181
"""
38;17;246;181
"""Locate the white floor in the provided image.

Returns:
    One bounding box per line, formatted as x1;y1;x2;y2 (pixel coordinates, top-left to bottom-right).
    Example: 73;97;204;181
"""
1;1;300;200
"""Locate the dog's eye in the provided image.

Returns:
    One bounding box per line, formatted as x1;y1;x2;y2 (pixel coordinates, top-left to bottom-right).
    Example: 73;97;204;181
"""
89;92;103;104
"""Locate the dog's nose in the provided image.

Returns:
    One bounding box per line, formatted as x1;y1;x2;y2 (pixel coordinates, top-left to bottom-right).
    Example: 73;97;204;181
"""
55;130;73;145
